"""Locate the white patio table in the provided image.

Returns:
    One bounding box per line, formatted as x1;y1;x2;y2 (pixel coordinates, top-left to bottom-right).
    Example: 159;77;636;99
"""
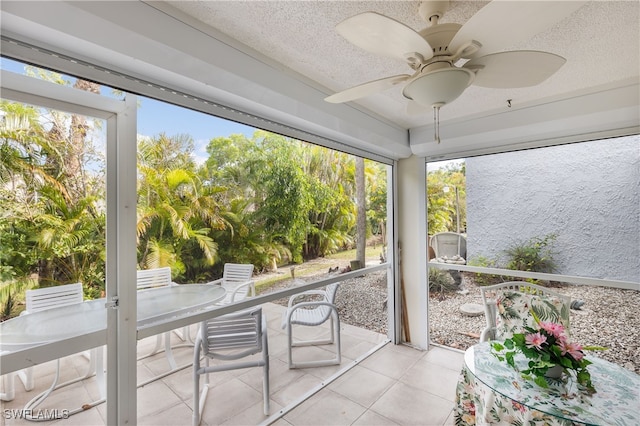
0;284;225;419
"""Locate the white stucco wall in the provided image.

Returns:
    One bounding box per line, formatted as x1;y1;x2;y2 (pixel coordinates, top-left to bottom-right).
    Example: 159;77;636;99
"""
466;135;639;283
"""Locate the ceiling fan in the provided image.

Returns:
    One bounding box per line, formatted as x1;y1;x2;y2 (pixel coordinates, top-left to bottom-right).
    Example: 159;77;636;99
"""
325;0;586;142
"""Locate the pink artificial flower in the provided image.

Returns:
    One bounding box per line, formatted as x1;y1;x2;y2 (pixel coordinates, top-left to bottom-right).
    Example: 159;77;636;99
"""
555;333;568;346
525;332;547;350
539;321;566;338
559;340;584;360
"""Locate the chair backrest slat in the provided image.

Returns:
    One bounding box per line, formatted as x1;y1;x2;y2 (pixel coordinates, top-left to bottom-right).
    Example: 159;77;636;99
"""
480;281;571;341
222;263;254;284
430;232;467;259
201;308;263;359
25;282;84;313
136;267;172;290
325;283;339;303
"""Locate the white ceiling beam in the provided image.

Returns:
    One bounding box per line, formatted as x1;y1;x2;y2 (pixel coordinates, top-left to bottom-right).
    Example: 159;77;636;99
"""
411;78;640;160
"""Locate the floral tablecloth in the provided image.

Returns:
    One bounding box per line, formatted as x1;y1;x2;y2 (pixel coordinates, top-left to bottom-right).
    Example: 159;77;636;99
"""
455;342;640;425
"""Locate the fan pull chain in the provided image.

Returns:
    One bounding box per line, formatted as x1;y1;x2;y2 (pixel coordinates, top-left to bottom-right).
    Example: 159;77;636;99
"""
433;103;444;144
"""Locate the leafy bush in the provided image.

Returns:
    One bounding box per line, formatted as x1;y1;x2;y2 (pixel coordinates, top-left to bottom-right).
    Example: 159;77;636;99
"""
0;278;35;320
428;267;458;294
505;234;557;274
468;256;503;286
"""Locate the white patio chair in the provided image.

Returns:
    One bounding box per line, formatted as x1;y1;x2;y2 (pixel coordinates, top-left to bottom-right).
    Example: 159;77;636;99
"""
208;263;255;305
479;281;571;342
281;283;341;369
1;283;94;402
136;267;190;363
192;306;269;426
430;232;467;261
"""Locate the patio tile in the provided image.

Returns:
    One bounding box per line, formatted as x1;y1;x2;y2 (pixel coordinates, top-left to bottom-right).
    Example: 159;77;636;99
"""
271;373;322;407
352;410;400;425
327;365;395;407
341;338;383;361
138;401;192;426
220;398;282;425
283;388;367;426
270;417;294;426
137;380;183;418
0;303;464;426
358;345;421;379
368;382;454;426
240;356;303;395
341;324;387;344
443;410;456;425
423;345;465;371
197;378;263;425
161;365;196;402
399;356;462;402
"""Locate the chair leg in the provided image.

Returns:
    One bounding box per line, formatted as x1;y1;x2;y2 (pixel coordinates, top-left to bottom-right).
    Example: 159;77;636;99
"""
1;373;16;401
193;345;201;426
287;311;341;369
262;322;270;416
21;367;34;391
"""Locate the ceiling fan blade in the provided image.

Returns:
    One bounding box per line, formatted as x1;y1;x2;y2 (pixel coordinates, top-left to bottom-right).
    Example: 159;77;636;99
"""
336;12;433;62
325;74;411;103
465;51;566;88
450;1;586;59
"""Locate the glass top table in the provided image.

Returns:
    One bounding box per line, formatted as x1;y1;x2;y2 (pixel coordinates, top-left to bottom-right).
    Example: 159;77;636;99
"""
0;284;226;366
457;342;640;426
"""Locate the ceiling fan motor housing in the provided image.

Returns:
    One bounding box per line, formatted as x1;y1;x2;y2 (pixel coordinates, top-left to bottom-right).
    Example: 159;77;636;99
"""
418;23;462;63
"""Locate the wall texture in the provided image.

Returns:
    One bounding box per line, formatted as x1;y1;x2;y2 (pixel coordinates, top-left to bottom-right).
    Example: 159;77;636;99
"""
466;135;639;283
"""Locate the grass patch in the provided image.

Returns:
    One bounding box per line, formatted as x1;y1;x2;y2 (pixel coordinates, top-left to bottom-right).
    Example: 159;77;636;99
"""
255;248;379;293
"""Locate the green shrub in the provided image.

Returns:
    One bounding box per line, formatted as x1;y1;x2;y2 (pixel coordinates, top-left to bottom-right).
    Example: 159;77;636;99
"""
468;256;503;286
0;277;35;320
428;267;457;294
505;234;557;274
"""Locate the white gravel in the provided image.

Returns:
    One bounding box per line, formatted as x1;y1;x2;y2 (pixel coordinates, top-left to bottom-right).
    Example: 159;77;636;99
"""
261;269;640;374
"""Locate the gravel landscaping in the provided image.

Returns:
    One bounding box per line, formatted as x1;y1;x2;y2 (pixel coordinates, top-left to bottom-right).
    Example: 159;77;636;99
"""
260;266;640;374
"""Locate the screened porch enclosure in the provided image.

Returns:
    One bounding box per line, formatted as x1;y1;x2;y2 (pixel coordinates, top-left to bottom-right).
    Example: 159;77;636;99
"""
1;1;638;425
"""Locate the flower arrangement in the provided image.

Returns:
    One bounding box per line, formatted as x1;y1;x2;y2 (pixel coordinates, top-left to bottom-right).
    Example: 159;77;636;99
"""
491;310;606;394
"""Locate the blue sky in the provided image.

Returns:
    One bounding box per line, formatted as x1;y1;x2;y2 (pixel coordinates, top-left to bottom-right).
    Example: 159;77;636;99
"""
1;57;256;164
136;97;256;164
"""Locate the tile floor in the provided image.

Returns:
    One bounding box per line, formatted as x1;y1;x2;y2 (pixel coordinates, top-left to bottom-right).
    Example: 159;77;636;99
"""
1;302;465;426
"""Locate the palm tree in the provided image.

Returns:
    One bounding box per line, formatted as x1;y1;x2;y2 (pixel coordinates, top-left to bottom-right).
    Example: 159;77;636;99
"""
136;134;226;277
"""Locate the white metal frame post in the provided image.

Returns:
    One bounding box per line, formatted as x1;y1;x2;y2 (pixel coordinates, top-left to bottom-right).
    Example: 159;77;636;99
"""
1;70;138;424
396;156;429;349
106;94;138;424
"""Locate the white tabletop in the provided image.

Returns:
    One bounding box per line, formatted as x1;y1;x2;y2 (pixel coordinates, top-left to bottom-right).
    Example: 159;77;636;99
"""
0;284;225;351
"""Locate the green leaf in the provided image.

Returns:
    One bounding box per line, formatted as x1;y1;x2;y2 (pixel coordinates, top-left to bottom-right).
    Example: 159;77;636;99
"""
533;376;549;388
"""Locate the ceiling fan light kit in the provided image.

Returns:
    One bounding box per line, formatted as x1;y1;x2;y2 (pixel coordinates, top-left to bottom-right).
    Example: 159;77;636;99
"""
325;0;587;143
402;68;474;108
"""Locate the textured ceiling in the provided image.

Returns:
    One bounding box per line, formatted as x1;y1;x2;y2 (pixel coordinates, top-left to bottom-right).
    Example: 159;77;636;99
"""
163;1;639;130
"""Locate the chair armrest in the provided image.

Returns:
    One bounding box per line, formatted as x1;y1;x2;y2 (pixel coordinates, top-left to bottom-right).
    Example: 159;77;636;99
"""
479;326;495;342
207;278;223;286
480;300;497;342
227;280;255;303
285;301;338;326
